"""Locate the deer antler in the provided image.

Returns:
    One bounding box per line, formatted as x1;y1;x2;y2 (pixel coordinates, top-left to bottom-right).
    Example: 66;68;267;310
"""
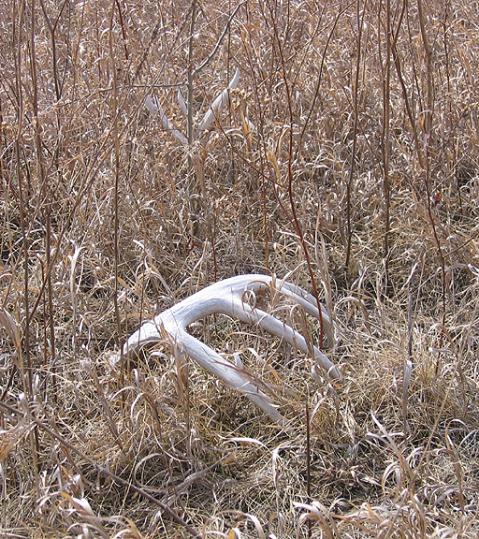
120;275;340;425
144;68;241;144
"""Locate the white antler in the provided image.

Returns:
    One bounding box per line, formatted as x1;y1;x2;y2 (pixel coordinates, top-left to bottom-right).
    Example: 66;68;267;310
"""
197;68;240;132
145;68;241;144
120;275;340;425
144;96;188;145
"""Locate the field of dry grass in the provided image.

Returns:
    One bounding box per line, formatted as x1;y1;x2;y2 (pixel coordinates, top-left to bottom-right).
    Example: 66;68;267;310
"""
1;0;479;537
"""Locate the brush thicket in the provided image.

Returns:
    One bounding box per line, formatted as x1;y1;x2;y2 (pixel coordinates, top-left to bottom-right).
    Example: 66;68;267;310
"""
1;0;478;537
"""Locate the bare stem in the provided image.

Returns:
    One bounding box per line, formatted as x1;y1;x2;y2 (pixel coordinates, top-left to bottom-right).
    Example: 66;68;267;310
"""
267;3;326;350
381;0;392;292
345;0;366;273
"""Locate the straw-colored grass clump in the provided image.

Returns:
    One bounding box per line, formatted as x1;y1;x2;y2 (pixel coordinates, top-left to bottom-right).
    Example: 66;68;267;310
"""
1;0;479;537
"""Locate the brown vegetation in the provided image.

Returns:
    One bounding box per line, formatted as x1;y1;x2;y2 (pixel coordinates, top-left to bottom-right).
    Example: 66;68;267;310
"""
1;0;478;537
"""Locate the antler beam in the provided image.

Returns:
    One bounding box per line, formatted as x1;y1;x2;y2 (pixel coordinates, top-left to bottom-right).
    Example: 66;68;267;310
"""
120;275;340;425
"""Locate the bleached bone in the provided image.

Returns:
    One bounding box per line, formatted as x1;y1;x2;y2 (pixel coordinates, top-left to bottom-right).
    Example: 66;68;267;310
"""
121;274;340;425
144;96;188;145
177;89;188;116
197;68;240;132
144;68;241;144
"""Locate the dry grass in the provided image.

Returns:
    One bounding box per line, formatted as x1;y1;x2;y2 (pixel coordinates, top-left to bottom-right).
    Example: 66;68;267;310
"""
1;0;479;537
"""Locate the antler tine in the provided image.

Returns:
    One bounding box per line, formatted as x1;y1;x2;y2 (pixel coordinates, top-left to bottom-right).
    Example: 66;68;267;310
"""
177;330;287;425
144;96;188;145
273;280;334;347
177;89;188;116
197;68;241;132
229;300;341;381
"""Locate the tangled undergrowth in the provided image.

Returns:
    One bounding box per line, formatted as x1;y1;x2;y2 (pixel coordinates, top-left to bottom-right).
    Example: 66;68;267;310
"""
1;0;479;537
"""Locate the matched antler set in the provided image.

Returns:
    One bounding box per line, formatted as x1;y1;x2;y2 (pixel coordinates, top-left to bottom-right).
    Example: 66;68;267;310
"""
131;76;340;425
120;275;340;425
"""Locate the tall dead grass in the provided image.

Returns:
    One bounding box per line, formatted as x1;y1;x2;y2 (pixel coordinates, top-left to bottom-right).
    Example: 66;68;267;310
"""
1;0;478;537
